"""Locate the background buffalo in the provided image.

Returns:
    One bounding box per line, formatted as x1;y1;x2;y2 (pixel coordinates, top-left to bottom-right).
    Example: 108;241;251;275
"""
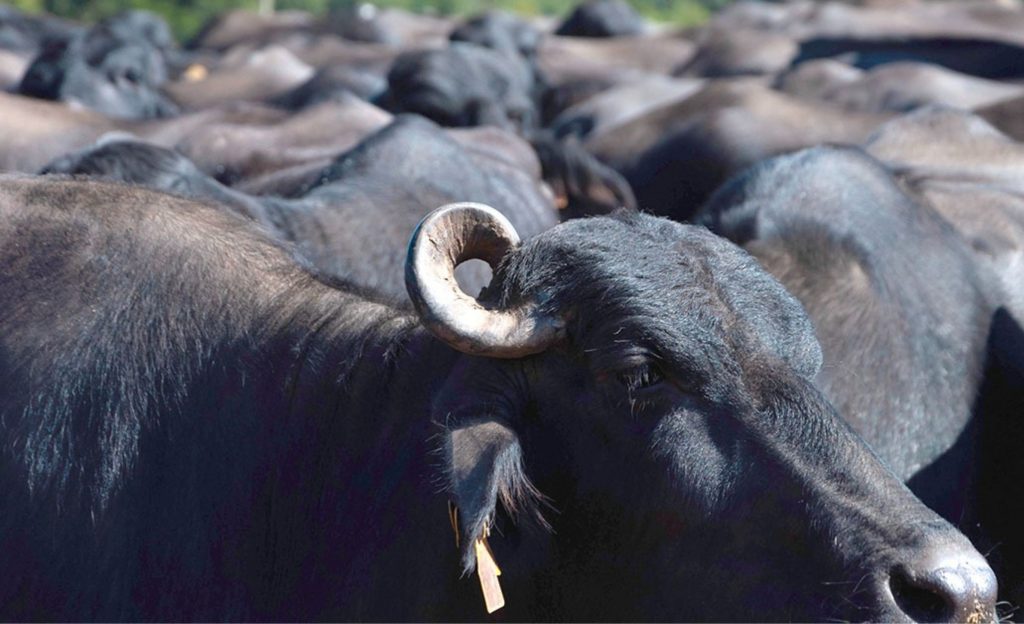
1;0;1023;619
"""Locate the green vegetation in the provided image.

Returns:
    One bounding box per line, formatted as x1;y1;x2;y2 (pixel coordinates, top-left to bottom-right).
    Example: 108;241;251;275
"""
7;0;723;43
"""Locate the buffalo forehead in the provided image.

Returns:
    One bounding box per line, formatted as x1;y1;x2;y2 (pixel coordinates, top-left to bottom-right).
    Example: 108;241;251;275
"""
511;214;820;374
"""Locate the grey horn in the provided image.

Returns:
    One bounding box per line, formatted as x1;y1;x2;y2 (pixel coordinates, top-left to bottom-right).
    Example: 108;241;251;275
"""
405;202;563;358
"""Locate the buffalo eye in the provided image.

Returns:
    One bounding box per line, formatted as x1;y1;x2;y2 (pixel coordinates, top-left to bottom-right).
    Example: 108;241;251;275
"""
615;362;664;393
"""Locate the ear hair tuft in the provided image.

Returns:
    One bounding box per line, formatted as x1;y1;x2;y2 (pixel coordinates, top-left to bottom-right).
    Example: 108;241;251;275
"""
445;419;549;575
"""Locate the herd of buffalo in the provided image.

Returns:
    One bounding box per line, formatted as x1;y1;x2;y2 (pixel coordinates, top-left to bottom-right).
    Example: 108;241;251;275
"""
1;0;1024;620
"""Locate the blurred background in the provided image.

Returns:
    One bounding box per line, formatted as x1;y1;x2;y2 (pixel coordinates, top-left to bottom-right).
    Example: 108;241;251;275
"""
5;0;729;40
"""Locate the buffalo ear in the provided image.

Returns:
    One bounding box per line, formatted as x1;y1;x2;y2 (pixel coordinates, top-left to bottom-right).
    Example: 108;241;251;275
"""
447;417;543;574
529;133;638;218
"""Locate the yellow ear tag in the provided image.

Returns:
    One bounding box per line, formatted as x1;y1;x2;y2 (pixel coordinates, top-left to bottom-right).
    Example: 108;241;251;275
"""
183;64;209;82
448;501;460;549
474;536;505;614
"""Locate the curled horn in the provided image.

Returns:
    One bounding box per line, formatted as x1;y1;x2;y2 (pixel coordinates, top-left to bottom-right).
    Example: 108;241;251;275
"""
405;202;563;358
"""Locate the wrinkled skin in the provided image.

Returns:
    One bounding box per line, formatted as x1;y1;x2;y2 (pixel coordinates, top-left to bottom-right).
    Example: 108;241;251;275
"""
0;178;998;620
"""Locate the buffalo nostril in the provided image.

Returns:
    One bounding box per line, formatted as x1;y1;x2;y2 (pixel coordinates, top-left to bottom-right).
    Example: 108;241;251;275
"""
890;546;998;623
890;567;952;622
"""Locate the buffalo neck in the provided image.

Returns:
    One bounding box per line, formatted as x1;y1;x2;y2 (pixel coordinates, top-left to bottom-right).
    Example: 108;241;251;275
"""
235;283;472;619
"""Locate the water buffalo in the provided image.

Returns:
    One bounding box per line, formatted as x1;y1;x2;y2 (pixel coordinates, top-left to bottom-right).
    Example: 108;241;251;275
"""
776;60;1024;113
698;144;1001;500
379;42;537;134
0;49;28;89
449;10;542;65
187;9;316;52
164;45;315;111
864;108;1024;325
536;34;695;85
0;177;999;621
0;90;297;174
675;27;797;78
0;92;119;173
697;139;1023;614
371;7;455;49
449;10;546;104
170;94;391;184
550;74;703;140
0;4;80;55
528;132;636;218
725;0;1024;89
321;3;397;45
703;1;1024;82
269;64;388;109
794;36;1024;80
41;115;558;300
554;0;645;38
17;12;179;119
862;114;1024;603
585;81;891;220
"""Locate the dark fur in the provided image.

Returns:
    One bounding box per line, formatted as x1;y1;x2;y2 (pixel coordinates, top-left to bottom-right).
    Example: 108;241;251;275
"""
99;11;178;62
796;37;1024;80
775;61;1022;114
676;27;796;78
40;116;558;301
270;65;387;110
975;309;1024;607
323;4;397;45
539;77;618;128
379;43;537;134
43;126;636;291
0;175;991;620
554;0;645;38
529;131;637;219
449;11;541;65
40;138;273;227
449;10;548;106
585;81;889;220
18;13;178;120
0;4;80;54
860;108;1024;608
697;145;1000;524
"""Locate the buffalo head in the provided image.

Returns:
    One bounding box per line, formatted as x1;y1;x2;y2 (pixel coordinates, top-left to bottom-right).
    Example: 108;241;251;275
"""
406;203;998;622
